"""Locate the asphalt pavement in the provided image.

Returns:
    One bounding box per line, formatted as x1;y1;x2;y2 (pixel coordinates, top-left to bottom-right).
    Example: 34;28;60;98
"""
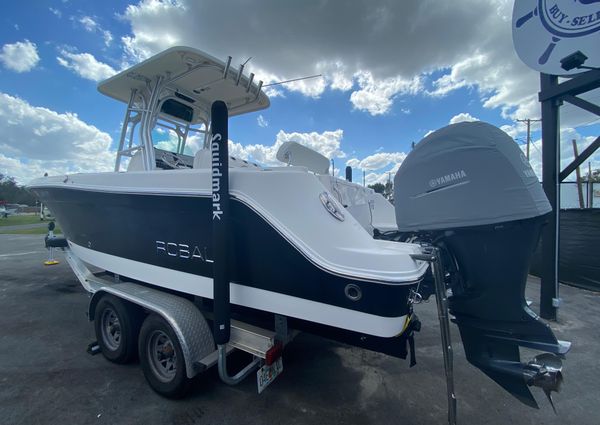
1;234;598;425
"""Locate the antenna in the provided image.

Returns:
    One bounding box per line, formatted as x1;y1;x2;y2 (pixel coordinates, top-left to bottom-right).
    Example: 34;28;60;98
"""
263;74;323;87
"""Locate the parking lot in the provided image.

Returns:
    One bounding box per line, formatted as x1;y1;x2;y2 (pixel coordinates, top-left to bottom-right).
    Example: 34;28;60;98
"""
1;233;598;425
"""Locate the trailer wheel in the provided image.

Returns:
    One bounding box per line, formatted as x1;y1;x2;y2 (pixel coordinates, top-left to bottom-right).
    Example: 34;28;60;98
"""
138;314;190;398
94;295;141;364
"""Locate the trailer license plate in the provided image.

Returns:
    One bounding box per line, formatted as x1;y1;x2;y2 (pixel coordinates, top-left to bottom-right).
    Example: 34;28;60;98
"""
257;358;283;394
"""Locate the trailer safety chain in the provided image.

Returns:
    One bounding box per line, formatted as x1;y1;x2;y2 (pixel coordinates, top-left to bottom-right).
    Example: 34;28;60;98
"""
411;248;457;425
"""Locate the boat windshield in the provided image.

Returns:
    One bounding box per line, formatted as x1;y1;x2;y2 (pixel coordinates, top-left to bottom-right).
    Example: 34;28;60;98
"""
151;115;207;157
114;96;209;172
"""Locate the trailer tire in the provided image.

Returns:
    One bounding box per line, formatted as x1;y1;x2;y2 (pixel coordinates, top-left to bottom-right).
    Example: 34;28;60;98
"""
138;314;190;398
94;295;142;364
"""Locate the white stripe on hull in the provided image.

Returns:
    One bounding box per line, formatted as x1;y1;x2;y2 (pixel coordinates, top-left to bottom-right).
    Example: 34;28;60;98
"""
70;241;408;338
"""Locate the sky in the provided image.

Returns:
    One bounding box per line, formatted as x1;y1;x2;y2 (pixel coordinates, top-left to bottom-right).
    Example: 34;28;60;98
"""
0;0;598;186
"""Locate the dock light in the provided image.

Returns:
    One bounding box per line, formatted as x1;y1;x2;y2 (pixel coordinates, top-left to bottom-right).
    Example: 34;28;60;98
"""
560;51;588;71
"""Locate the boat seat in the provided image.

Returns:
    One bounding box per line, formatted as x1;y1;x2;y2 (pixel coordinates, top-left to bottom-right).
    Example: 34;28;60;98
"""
127;150;145;171
127;148;194;171
193;149;261;169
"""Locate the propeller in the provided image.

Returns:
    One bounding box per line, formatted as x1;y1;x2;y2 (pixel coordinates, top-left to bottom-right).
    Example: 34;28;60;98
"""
525;353;564;414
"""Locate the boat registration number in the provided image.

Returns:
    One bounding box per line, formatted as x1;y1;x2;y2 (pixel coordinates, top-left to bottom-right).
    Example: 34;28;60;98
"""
257;357;283;394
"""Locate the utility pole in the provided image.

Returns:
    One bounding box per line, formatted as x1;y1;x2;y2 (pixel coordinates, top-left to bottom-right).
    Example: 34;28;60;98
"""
516;118;542;160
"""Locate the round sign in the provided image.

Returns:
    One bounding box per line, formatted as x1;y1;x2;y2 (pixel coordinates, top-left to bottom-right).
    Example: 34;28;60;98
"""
512;0;600;76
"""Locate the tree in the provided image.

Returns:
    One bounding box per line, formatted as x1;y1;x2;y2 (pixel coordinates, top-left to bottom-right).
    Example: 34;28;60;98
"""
582;168;600;183
368;183;385;194
368;181;394;200
0;174;37;205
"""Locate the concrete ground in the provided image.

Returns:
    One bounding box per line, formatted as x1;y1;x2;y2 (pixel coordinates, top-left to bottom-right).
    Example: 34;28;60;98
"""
1;234;598;425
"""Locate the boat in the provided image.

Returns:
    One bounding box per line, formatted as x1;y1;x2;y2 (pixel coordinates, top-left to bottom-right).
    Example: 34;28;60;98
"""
29;46;569;414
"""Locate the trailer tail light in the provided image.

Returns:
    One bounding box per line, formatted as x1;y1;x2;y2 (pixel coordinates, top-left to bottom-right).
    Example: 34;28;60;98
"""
265;341;283;366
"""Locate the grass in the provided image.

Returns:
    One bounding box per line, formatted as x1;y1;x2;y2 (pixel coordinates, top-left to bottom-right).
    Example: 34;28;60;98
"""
0;226;62;235
0;214;43;226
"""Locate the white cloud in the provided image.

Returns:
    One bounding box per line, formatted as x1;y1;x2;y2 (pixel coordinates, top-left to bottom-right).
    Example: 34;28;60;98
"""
117;0;533;116
449;112;479;124
350;71;422;115
364;171;397;186
346;158;361;168
80;16;99;32
228;129;345;167
0;40;40;73
500;124;519;139
103;31;114;47
113;0;600;128
57;50;117;82
355;152;406;171
79;16;113;47
49;7;62;18
257;115;269;128
277;130;346;160
345;150;408;186
0;93;114;183
318;61;353;92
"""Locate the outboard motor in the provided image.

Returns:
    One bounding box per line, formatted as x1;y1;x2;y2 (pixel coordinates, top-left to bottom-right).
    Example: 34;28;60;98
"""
394;122;570;410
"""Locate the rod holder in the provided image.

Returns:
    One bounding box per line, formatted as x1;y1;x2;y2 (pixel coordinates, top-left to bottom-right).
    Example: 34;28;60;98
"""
235;64;245;85
253;80;263;101
246;73;255;92
223;56;232;79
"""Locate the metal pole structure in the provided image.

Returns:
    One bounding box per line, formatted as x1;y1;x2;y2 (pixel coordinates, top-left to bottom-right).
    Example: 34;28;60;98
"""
411;250;456;425
211;100;231;345
540;73;560;321
589;162;593;208
526;119;531;160
536;68;600;320
572;139;584;208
